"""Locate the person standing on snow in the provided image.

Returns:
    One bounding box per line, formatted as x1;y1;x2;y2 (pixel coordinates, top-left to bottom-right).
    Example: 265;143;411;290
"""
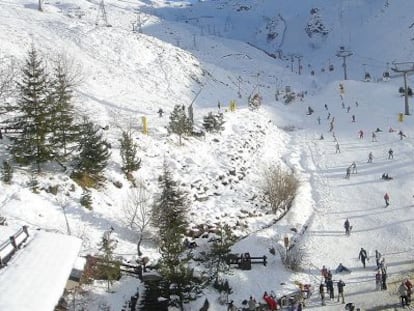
368;152;373;163
375;250;382;269
345;166;351;179
344;219;351;235
351;161;357;174
319;283;326;306
326;278;334;300
375;270;382;291
335;142;341;153
399;282;409;307
388;148;394;159
337;280;346;304
384;192;390;207
359;248;368;268
359;130;364;139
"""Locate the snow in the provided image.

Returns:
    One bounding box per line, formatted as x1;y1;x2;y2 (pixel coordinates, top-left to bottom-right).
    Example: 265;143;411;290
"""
1;0;414;310
0;229;82;311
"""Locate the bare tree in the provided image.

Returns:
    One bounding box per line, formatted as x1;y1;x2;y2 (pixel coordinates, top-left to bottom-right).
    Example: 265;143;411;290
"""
122;182;151;256
262;165;299;213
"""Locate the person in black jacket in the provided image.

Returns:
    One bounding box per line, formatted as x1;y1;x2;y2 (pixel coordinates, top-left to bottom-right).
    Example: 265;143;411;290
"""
358;248;368;268
337;280;346;303
344;219;351;235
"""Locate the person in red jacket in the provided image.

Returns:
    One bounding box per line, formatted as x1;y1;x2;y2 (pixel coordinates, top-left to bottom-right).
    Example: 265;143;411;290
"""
405;279;413;304
263;291;278;310
384;192;390;207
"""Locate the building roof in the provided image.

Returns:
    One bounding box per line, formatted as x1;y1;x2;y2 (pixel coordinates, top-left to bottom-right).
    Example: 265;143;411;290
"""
0;229;82;311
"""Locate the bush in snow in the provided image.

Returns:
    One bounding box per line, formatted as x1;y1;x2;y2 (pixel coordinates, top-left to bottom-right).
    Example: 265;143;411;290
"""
1;160;13;184
277;242;307;271
202;112;225;133
262;165;299;214
80;189;93;210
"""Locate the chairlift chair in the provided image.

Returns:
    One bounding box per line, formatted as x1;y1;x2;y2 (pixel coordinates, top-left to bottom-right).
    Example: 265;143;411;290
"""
364;72;371;82
329;64;334;71
382;71;390;81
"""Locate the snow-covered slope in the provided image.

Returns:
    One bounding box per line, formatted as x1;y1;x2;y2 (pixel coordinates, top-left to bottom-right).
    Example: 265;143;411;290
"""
1;0;414;310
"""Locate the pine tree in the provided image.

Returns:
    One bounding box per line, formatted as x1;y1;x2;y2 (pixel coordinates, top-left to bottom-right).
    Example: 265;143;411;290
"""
98;228;119;292
80;189;93;210
1;161;13;184
75;117;110;179
151;162;193;309
208;224;236;284
168;105;192;145
48;59;78;160
202;112;225;133
119;130;141;175
10;46;51;172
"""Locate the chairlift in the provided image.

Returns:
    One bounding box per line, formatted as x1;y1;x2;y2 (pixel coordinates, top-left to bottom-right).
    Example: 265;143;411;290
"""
364;72;371;82
329;64;334;72
382;71;390;81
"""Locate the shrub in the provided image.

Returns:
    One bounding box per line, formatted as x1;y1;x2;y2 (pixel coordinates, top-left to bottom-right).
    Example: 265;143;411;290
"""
1;161;13;184
262;165;299;214
80;189;93;210
277;242;307;271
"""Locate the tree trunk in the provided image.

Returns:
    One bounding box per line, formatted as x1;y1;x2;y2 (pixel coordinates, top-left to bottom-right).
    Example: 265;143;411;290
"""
38;0;43;11
137;234;143;256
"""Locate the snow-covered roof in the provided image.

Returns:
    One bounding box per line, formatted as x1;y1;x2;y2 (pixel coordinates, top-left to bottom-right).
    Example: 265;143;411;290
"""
0;229;82;311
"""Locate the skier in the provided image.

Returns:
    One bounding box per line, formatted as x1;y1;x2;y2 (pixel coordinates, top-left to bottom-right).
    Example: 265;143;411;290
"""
337;279;346;304
388;148;394;159
326;278;334;300
381;269;388;290
359;130;364;139
317;116;321;125
335;142;341;154
368;152;373;163
345;166;351;179
325;104;328;110
344;219;351;235
358;248;368;268
375;270;382;291
384;192;390;207
398;130;406;140
157;108;164;117
352;114;355;122
372;132;377;142
375;250;382;269
351;161;357;174
347;105;351;113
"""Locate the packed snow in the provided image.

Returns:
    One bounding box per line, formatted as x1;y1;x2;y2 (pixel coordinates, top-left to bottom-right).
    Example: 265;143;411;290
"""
1;0;414;310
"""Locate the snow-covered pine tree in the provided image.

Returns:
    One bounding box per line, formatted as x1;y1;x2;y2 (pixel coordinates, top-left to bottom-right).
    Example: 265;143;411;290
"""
168;104;193;145
10;46;52;172
48;58;79;161
80;189;93;209
151;162;197;308
119;130;141;175
74;117;110;181
208;223;236;284
202;112;225;133
98;228;119;292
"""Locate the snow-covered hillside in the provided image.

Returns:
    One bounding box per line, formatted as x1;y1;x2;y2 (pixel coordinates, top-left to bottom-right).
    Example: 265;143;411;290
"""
1;0;414;310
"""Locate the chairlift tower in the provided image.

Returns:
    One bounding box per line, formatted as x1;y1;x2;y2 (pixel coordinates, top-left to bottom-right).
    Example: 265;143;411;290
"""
96;0;110;27
391;62;414;115
336;47;353;80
